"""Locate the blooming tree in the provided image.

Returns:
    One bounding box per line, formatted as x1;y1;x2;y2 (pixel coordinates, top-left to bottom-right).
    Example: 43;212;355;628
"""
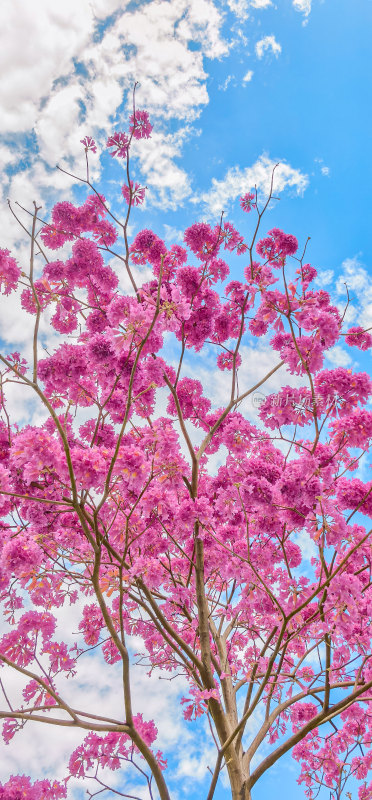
0;93;372;800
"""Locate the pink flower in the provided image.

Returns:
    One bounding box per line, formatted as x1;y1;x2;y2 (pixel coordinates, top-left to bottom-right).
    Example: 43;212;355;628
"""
80;136;97;153
221;221;245;252
106;131;129;158
296;263;317;289
0;774;66;799
315;367;372;416
122;181;146;206
258;387;314;429
129;109;153;139
39;226;71;250
256;228;298;265
102;638;121;664
177;265;202;299
91;219;118;246
167;377;211;425
130;229;167;268
345;326;372;350
79;603;104;645
208;256;230;282
181;687;220;720
240;191;256;212
0;249;21;295
51;295;79;333
184;223;220;260
2;535;42;577
271;331;325;374
217;351;242;370
47;641;75;673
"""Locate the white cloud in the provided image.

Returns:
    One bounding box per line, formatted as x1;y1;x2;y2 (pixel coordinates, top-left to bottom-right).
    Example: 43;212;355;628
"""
325;345;352;368
255;35;282;59
336;255;369;295
219;74;235;91
163;224;184;243
227;0;249;16
227;0;272;18
0;0;312;235
0;0;228;218
251;0;273;7
314;158;330;177
133;127;195;211
195;154;308;217
335;255;372;330
293;0;312;18
315;269;334;285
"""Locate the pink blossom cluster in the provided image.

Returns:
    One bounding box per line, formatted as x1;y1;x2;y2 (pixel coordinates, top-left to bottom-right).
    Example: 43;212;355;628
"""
0;775;66;799
0;249;21;295
122;180;146;206
181;686;220;720
240;191;256;212
256;227;298;266
345;325;372;350
39;194;117;252
293;704;372;800
69;715;164;780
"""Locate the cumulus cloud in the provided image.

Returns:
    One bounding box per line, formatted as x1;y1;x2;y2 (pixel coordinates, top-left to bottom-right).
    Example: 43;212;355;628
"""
131;126;195;210
0;0;312;234
0;0;228;217
195;154;308;217
255;34;282;59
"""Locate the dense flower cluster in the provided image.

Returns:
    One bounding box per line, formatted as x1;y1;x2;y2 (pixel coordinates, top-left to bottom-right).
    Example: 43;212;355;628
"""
0;249;21;295
345;325;372;350
0;775;66;799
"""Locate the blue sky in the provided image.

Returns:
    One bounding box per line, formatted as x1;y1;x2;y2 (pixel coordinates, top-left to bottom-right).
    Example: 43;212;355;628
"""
0;0;371;798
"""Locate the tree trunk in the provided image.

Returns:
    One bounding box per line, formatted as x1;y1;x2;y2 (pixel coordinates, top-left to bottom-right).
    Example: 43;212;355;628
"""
230;779;252;800
225;758;251;800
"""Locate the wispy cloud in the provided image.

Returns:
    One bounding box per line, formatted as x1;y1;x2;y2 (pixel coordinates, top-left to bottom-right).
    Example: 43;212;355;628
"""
293;0;312;18
242;69;254;83
251;0;273;7
255;35;282;59
219;74;235;91
228;0;272;17
314;157;330;177
315;269;334;285
194;154;308;217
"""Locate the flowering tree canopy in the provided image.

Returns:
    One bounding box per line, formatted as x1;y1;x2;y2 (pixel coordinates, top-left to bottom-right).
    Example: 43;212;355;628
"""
0;95;372;800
